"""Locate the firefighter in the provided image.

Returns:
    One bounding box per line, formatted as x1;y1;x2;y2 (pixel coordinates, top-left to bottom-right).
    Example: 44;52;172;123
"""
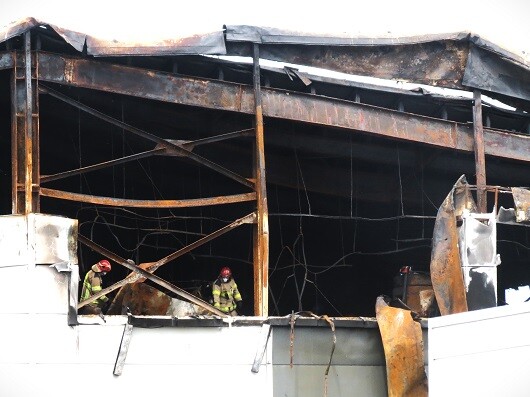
80;259;112;315
212;267;243;316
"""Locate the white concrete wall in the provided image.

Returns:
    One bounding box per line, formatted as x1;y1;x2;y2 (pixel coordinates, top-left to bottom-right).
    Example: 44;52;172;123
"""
0;214;273;397
0;318;272;397
429;302;530;397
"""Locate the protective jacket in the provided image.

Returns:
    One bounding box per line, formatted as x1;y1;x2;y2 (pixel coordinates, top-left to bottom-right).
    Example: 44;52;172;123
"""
212;277;242;315
81;264;109;308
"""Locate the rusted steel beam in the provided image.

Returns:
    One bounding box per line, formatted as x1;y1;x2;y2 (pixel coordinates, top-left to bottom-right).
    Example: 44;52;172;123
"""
252;44;269;317
39;85;255;190
0;51;15;70
37;52;530;163
40;187;256;208
77;212;255;307
155;128;254;156
41;148;163;183
181;128;255;148
76;235;226;316
473;90;487;212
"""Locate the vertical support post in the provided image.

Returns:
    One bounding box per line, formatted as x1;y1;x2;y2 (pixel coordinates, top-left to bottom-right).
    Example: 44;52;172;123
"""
11;32;39;214
252;43;269;316
473;90;486;213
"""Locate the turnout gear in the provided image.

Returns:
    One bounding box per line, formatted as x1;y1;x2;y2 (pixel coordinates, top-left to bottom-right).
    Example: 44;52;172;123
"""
80;260;111;315
212;269;242;316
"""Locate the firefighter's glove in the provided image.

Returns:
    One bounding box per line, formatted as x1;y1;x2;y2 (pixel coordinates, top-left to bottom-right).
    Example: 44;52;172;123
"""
237;300;243;310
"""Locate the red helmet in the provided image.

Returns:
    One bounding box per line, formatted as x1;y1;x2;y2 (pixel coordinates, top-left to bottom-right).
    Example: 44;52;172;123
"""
98;259;111;272
220;267;231;278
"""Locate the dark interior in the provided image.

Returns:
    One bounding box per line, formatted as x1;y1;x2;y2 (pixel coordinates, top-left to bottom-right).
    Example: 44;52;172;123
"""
1;27;529;317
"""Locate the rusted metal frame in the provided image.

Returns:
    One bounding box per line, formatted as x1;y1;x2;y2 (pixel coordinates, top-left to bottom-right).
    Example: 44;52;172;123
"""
473;90;487;212
41;130;254;183
77;212;255;308
40;187;256;208
38;85;255;190
36;52;530;163
76;235;226;316
252;43;269;317
11;34;40;214
178;128;255;149
41;148;164;183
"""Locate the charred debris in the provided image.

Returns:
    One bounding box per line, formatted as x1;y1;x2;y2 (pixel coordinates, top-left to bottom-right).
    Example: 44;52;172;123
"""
1;18;529;320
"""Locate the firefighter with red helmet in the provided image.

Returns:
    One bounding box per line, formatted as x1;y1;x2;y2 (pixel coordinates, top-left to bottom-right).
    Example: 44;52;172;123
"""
80;259;112;315
212;267;243;316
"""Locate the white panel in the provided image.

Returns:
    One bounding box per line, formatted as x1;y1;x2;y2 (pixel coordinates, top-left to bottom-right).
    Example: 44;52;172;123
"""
0;266;32;313
32;266;71;314
77;323;133;364
274;365;387;397
429;303;530;397
125;326;264;365
31;213;78;265
0;215;29;267
0;314;35;363
0;265;70;314
0;361;273;397
0;324;273;397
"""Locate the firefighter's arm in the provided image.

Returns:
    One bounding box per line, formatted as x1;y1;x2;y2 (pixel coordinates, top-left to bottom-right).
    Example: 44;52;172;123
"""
212;282;221;308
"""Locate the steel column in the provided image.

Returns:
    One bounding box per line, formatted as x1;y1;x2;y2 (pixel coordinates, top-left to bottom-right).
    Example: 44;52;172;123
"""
11;33;39;214
473;90;487;212
253;44;269;316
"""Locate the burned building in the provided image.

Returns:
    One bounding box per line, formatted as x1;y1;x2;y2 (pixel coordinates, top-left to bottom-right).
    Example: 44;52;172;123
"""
0;18;529;396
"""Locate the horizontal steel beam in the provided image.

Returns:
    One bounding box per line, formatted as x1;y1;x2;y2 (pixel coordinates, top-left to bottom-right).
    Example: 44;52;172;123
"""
40;187;257;208
37;52;530;163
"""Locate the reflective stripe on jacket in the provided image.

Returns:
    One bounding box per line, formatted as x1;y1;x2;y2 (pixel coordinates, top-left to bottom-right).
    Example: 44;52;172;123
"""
212;278;241;313
80;264;109;306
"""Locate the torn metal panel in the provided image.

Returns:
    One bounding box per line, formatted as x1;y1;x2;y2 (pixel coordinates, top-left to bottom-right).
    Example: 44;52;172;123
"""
463;45;530;111
430;175;470;315
225;26;529;105
375;296;428;397
512;187;530;222
459;211;500;310
86;31;226;56
0;17;226;56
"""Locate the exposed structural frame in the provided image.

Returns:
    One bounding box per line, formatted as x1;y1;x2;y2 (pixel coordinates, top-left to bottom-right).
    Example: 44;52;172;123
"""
7;34;522;315
9;35;271;316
